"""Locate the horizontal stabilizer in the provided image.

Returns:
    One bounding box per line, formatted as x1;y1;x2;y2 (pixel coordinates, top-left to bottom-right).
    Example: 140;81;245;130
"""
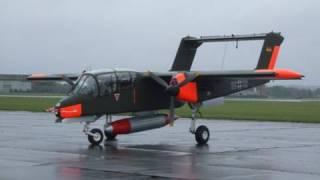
186;33;270;43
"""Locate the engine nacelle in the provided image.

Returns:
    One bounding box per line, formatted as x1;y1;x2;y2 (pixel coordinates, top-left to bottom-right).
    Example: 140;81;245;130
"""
104;114;170;136
174;73;198;103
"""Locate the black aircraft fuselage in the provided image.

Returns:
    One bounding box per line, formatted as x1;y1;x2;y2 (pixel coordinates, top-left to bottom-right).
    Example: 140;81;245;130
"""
57;69;178;118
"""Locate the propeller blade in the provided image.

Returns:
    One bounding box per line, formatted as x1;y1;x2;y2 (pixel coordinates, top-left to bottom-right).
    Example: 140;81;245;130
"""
169;96;175;126
62;75;75;87
147;71;169;89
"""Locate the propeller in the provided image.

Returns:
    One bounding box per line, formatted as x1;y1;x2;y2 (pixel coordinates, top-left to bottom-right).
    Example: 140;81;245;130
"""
61;75;75;87
63;70;87;93
147;71;198;125
147;72;198;95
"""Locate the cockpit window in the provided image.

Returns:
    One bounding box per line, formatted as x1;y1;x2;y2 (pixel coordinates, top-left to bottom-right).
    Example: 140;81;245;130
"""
72;75;98;97
97;73;117;96
117;72;131;89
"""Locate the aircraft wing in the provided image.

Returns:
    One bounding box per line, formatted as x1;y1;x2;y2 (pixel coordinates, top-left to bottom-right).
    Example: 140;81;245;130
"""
27;73;79;81
156;68;303;81
153;69;303;103
192;69;303;80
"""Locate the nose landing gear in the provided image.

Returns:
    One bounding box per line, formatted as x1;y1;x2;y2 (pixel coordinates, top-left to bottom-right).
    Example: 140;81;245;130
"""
83;115;117;146
83;123;104;146
87;128;103;145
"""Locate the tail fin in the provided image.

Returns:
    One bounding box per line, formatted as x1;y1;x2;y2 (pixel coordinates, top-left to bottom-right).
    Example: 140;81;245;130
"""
171;36;202;71
171;32;284;71
256;33;284;69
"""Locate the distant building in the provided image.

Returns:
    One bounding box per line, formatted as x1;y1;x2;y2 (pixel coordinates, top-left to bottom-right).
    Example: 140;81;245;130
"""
0;74;31;93
0;74;70;94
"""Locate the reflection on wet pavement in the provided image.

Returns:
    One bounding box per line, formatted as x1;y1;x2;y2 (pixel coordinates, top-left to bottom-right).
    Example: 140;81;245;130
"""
0;111;320;180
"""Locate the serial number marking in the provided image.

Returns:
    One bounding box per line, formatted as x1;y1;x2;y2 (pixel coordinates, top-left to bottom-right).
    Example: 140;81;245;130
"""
231;80;248;90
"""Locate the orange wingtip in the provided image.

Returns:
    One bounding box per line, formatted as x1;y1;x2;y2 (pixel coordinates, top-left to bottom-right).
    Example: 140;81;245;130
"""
256;69;304;79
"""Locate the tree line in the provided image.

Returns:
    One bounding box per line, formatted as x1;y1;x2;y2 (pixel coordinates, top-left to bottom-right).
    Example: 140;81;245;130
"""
266;86;320;99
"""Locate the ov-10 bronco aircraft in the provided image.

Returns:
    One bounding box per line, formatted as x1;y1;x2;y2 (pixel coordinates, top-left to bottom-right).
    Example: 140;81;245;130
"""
28;32;303;146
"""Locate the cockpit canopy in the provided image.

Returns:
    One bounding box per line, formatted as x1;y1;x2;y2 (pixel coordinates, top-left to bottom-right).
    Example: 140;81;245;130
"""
72;75;98;97
71;70;136;97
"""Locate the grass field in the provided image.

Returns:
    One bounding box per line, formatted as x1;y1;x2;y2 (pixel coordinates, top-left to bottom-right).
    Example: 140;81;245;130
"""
0;96;319;123
0;96;60;112
176;100;320;123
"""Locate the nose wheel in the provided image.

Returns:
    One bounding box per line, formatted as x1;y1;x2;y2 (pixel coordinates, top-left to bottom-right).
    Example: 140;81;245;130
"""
83;115;118;146
87;128;103;145
83;122;104;146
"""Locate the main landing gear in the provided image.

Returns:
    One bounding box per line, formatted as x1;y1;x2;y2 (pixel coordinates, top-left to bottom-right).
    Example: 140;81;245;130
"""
189;104;210;145
83;115;117;146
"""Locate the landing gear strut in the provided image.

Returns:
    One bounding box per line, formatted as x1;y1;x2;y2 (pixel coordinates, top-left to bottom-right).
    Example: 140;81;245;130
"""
189;104;210;145
104;115;117;141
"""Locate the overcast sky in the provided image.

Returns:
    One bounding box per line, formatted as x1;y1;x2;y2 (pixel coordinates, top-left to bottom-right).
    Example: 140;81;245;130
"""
0;0;319;86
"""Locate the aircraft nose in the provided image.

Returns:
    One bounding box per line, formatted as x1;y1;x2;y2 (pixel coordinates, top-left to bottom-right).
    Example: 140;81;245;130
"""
53;95;84;120
56;104;82;119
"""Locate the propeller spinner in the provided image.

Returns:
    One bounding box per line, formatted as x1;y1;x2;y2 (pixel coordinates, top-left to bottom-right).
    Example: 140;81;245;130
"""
147;71;199;125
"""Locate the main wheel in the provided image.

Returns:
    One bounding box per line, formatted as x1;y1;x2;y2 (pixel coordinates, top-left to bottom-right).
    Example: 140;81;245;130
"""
104;131;117;141
88;128;103;145
195;125;210;145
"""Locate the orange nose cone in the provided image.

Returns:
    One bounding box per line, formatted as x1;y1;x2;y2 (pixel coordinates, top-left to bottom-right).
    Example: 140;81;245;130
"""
60;104;82;118
274;69;304;79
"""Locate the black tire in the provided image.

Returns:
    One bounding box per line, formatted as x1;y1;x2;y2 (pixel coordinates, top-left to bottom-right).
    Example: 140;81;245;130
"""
88;128;103;145
104;131;117;141
195;125;210;145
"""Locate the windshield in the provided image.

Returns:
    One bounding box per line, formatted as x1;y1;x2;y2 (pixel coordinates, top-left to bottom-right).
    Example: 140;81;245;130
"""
72;75;98;97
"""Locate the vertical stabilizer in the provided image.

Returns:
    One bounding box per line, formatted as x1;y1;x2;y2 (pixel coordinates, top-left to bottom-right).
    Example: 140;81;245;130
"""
256;33;284;69
170;37;202;71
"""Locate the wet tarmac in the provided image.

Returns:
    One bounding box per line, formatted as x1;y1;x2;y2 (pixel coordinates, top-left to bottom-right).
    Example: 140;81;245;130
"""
0;111;320;180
